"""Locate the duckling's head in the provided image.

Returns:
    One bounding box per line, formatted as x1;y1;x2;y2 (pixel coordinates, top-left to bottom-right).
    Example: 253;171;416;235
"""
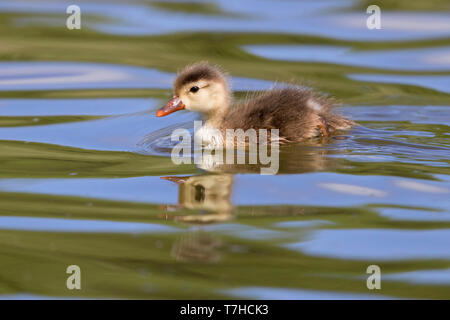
157;62;231;118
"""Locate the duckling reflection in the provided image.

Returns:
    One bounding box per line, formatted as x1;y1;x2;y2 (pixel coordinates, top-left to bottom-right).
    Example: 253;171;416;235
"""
195;142;339;174
161;173;233;223
160;145;339;222
161;150;337;263
171;231;223;263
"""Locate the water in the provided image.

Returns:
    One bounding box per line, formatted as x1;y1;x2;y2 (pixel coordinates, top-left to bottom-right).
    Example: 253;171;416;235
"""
0;0;449;299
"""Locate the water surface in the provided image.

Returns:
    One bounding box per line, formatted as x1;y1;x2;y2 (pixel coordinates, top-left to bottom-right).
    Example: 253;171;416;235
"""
0;0;449;300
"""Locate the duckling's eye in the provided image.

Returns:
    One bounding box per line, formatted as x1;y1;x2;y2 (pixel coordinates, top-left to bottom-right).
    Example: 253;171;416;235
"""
190;86;199;93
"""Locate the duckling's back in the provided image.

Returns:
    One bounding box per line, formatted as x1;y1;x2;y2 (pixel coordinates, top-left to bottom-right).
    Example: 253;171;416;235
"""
222;87;353;141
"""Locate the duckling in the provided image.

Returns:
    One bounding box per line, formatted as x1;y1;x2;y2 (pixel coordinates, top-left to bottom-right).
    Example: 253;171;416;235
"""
156;62;354;145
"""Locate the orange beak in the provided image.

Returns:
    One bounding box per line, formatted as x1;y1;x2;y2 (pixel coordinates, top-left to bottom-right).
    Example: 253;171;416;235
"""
156;96;185;117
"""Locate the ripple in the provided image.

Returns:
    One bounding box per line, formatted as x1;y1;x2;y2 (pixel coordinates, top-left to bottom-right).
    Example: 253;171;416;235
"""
137;121;195;156
2;174;449;209
285;229;450;260
334;12;450;40
0;216;179;233
0;98;154;116
378;208;450;222
203;223;286;240
0;62;273;92
348;73;450;93
318;183;387;197
383;268;450;285
244;45;450;71
223;286;393;300
394;179;450;193
0;177;178;204
274;220;335;228
342;105;450;126
0;98;194;151
1;1;448;40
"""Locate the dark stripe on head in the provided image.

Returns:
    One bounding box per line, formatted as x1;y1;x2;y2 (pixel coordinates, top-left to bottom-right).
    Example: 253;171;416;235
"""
174;62;227;94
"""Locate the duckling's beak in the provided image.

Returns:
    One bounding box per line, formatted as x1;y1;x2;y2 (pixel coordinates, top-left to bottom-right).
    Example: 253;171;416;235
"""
156;96;185;117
